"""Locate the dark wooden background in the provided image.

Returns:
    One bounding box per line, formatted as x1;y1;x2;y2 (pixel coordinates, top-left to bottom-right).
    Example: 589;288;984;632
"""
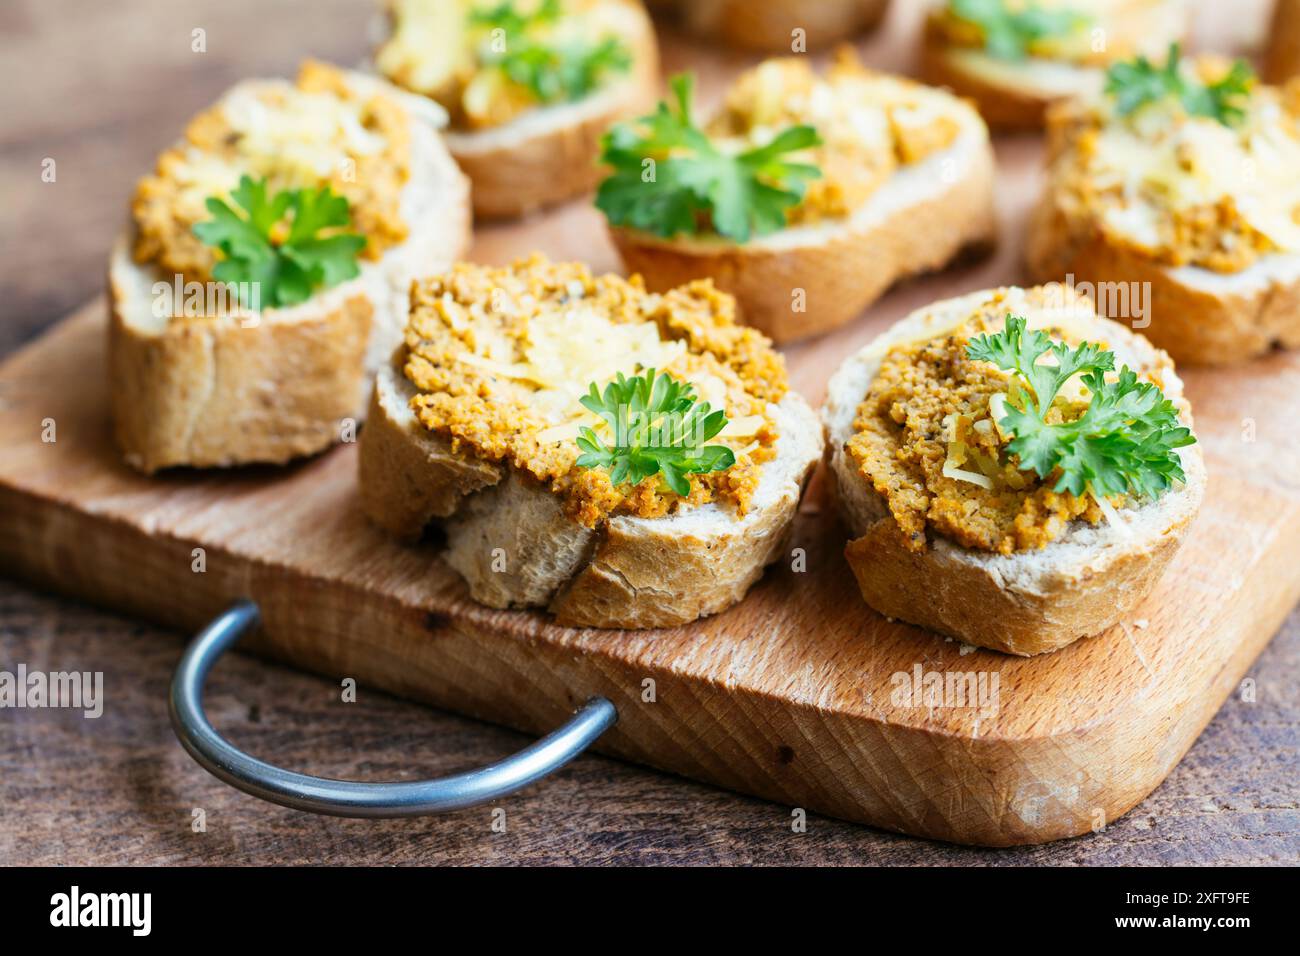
1;0;1296;865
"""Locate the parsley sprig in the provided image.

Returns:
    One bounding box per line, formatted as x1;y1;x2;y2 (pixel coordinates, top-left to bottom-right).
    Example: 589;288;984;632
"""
966;316;1195;499
471;0;631;104
596;74;822;243
192;175;366;308
1105;43;1254;126
574;369;735;496
948;0;1090;61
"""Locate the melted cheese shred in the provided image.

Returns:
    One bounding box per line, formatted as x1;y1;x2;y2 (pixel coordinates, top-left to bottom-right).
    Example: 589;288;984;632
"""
455;304;764;447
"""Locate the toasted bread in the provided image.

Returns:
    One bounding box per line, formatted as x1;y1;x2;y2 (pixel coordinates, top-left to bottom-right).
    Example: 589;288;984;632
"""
109;70;471;474
1026;80;1300;365
919;0;1189;131
376;0;659;219
608;60;997;344
821;286;1205;656
357;258;824;629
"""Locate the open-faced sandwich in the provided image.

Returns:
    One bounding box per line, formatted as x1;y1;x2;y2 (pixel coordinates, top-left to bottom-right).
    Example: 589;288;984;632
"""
656;0;890;52
111;60;470;474
1027;45;1300;364
358;255;823;629
921;0;1188;131
1267;0;1300;83
596;50;997;344
373;0;658;218
822;285;1204;656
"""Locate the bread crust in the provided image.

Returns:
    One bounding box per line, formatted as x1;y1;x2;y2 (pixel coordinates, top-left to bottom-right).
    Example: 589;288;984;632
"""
108;71;471;473
356;346;502;539
1266;0;1300;83
1026;166;1300;365
842;502;1192;656
676;0;889;52
445;0;659;219
918;18;1059;131
108;257;372;474
822;288;1206;656
611;123;997;344
358;360;823;629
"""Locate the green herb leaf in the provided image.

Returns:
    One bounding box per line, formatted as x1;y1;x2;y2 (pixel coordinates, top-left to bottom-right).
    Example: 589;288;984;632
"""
949;0;1090;61
596;73;822;242
966;315;1195;499
192;175;366;309
1105;43;1254;126
573;368;736;497
471;0;631;104
470;0;561;36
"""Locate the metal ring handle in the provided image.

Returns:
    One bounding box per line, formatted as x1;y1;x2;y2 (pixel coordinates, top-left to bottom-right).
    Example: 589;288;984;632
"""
168;600;617;817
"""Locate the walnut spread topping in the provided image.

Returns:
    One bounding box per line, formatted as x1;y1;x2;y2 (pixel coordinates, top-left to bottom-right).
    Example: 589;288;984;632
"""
131;60;411;283
707;49;966;223
403;256;787;527
846;290;1172;555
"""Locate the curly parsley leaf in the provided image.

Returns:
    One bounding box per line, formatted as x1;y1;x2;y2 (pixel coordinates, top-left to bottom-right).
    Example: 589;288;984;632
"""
470;0;560;36
192;175;366;309
967;315;1195;499
1105;43;1254;126
948;0;1090;61
596;73;822;243
470;0;631;104
573;368;735;497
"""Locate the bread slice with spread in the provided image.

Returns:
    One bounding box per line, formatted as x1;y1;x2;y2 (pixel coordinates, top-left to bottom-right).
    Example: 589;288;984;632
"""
110;60;470;473
595;50;996;344
358;255;823;629
822;285;1204;656
374;0;659;218
920;0;1188;131
663;0;889;52
1027;45;1300;364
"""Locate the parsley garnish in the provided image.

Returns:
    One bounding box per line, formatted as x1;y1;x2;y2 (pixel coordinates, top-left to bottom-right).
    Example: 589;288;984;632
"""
948;0;1090;61
192;175;366;308
1105;43;1254;126
471;0;631;104
966;315;1195;499
596;74;822;242
573;368;736;496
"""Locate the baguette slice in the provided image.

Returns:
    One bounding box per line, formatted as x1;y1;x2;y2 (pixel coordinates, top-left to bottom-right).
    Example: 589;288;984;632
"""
110;71;470;474
1026;90;1300;365
822;286;1205;656
358;269;824;630
379;0;660;219
1027;198;1300;364
610;78;997;344
674;0;889;52
919;0;1188;131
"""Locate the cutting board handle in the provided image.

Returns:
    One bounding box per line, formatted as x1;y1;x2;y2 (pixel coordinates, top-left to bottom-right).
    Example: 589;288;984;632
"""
168;601;618;817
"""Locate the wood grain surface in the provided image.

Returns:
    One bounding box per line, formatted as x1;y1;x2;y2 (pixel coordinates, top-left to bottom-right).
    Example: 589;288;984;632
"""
1;0;1297;864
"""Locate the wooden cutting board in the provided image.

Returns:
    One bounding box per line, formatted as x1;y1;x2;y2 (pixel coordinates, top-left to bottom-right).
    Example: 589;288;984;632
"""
3;2;1298;846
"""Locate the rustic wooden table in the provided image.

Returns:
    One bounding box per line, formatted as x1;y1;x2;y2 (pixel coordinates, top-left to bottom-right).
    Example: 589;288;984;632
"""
1;0;1296;865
